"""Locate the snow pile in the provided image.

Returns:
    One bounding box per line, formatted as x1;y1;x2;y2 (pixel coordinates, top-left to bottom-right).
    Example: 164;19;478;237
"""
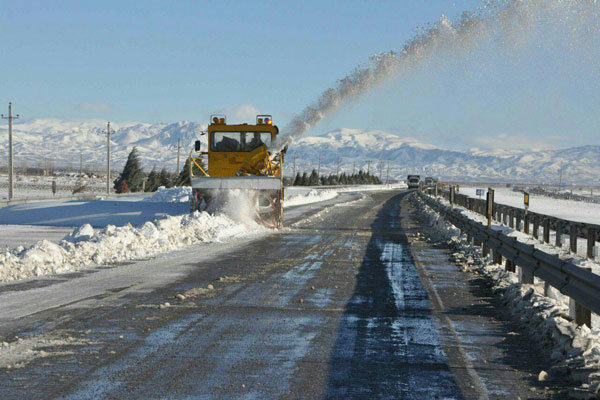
144;186;192;203
283;189;339;208
413;193;600;398
0;211;261;283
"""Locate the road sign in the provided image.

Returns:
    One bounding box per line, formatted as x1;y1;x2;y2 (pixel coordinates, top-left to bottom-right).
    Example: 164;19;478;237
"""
524;192;530;207
476;188;484;198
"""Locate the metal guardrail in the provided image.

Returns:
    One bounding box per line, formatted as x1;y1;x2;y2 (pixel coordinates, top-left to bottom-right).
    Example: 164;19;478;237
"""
433;188;599;259
418;192;598;327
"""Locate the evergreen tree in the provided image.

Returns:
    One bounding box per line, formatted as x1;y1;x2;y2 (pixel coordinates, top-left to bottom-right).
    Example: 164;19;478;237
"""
293;172;302;186
158;167;173;188
300;172;309;186
114;147;146;192
320;176;327;186
309;169;320;186
146;167;160;192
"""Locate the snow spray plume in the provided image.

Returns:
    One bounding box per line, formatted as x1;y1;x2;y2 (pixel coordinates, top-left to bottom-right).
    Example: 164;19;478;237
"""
272;0;600;152
206;189;260;227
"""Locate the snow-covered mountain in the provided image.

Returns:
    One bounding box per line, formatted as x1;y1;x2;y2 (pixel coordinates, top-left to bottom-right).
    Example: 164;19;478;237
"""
289;128;600;184
0;118;208;173
0;120;597;184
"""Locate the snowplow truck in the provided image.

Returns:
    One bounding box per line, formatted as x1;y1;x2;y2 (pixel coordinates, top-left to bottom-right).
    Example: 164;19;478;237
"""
189;114;285;228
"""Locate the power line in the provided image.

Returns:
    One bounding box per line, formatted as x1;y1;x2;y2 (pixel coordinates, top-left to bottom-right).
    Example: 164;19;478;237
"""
1;103;19;200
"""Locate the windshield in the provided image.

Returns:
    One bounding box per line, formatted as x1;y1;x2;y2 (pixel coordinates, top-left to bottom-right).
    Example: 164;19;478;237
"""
211;132;272;152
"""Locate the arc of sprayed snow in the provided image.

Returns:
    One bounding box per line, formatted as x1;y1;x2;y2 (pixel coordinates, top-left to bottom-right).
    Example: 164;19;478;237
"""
272;0;600;153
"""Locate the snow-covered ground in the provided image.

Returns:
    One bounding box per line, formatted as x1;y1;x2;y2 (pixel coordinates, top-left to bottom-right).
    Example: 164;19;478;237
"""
415;194;600;398
0;174;109;200
460;185;600;224
0;184;405;283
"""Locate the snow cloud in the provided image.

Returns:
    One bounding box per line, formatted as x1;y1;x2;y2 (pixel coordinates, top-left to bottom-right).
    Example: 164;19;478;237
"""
225;104;261;123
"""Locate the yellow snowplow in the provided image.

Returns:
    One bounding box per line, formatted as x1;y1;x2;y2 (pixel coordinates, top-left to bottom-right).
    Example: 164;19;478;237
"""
189;114;285;227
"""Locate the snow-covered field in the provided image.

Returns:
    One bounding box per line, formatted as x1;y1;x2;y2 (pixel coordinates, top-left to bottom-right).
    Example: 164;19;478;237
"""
460;185;600;224
0;174;109;200
0;184;404;283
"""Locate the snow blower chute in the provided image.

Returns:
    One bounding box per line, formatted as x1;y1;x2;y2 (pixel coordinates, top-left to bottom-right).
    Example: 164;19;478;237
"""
189;114;286;228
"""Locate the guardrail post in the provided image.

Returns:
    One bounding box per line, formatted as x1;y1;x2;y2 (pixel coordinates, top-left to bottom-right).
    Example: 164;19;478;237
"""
502;207;508;226
569;267;592;328
509;209;514;229
570;225;578;254
493;249;502;265
516;213;522;232
543;219;550;243
482;244;489;257
588;228;596;259
519;265;534;284
505;258;515;272
533;215;539;239
555;222;562;248
524;214;530;234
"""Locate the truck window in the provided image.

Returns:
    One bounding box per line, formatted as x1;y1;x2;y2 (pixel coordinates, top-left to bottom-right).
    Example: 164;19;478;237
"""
211;132;272;152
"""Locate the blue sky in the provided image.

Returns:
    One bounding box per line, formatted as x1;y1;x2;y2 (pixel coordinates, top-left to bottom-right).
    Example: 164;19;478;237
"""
1;0;599;150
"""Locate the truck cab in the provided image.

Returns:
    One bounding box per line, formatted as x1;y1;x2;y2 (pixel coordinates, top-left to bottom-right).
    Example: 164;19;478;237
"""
407;175;421;189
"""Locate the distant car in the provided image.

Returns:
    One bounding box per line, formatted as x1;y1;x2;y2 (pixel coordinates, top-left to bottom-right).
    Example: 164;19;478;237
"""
407;175;420;189
424;177;438;186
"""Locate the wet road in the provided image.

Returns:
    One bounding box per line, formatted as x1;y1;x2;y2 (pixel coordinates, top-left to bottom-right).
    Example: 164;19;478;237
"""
0;190;569;398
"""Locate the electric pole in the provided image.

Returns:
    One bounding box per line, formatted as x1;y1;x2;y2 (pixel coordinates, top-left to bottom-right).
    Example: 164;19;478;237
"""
367;160;371;175
79;153;83;176
558;161;564;190
317;153;321;177
379;160;383;182
176;138;181;174
336;158;340;177
386;161;390;184
353;161;356;175
106;122;111;194
1;103;19;200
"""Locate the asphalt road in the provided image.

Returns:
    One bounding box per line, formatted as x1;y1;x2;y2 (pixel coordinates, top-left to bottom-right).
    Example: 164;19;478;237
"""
0;190;570;399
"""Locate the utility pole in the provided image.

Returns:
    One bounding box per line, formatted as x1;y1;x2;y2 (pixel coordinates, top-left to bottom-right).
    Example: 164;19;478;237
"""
558;161;564;190
176;138;181;174
106;122;111;195
386;161;390;184
1;103;19;200
79;153;83;176
379;160;383;182
336;158;340;177
317;153;321;177
367;160;371;175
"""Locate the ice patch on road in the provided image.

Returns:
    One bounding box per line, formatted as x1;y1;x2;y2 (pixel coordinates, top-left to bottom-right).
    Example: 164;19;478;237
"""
0;211;262;284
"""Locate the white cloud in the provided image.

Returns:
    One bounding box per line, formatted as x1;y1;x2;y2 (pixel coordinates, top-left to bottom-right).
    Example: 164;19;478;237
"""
77;102;111;114
221;104;261;123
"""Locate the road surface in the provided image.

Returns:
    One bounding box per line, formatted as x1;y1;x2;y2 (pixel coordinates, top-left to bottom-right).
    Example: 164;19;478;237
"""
0;190;570;398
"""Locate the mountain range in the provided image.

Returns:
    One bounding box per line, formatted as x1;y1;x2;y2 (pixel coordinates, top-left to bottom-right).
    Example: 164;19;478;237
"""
0;119;597;184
